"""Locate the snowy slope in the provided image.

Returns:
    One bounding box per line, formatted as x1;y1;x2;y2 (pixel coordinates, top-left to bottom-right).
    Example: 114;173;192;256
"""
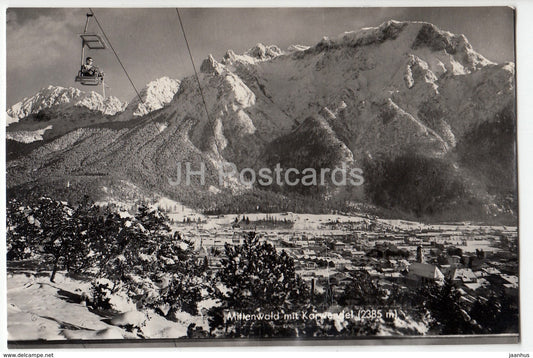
7;272;193;340
6;125;53;143
6;113;18;126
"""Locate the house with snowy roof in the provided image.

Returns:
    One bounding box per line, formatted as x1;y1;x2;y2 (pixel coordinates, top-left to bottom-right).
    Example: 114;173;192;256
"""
450;268;478;284
406;262;445;287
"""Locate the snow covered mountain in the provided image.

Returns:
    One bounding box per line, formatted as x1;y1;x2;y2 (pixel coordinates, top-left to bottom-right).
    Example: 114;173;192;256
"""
124;77;181;117
6;20;517;223
7;85;127;124
5;86;129;146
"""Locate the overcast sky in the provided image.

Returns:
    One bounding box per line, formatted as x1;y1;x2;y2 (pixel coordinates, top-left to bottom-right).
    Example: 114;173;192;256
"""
6;7;515;107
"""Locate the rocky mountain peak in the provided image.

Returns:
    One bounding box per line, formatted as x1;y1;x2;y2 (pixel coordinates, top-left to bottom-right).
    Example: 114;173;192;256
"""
200;54;226;75
245;43;283;59
6;85;127;125
127;76;181;117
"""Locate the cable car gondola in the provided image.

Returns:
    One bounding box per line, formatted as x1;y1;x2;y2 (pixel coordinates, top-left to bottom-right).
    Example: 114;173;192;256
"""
75;12;107;94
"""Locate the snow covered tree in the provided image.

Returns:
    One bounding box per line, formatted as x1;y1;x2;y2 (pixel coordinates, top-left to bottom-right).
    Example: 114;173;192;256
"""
208;232;310;337
422;279;476;334
6;199;40;261
38;199;83;282
11;197;92;282
93;205;206;316
88;209;131;283
148;271;204;317
64;197;103;274
135;204;171;235
470;291;519;334
216;231;309;311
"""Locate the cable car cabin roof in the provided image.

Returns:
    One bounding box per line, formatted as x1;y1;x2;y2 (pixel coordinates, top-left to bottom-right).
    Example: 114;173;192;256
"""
80;33;106;49
75;75;101;86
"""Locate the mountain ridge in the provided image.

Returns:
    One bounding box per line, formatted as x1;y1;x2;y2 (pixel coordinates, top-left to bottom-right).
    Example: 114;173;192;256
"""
6;20;517;223
7;85;127;123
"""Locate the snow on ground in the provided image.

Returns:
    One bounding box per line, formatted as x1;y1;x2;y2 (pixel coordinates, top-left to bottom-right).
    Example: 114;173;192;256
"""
165;206;514;234
154;196;205;223
6;113;18;126
376;314;429;336
8;272;113;340
98;194;376;231
6;272;190;341
457;239;502;254
94;192;515;237
156;122;168;133
6;125;53;143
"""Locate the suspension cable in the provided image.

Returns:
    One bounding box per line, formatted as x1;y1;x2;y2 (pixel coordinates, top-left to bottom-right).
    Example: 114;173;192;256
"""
89;8;144;104
175;8;212;125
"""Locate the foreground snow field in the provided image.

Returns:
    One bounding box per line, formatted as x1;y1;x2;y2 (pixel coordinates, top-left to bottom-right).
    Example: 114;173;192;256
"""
7;270;431;340
6;271;213;341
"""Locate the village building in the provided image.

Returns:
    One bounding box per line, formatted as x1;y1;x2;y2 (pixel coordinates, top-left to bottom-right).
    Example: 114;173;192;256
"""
406;262;445;287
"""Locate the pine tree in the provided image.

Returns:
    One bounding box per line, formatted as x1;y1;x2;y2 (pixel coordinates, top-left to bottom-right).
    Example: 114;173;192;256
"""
93;205;205;316
423;279;475;334
27;197;89;282
6;199;40;261
136;204;171;235
216;231;309;311
209;232;312;337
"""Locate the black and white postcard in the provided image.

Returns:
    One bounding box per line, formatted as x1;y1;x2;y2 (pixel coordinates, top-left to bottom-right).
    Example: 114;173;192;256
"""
3;7;520;347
